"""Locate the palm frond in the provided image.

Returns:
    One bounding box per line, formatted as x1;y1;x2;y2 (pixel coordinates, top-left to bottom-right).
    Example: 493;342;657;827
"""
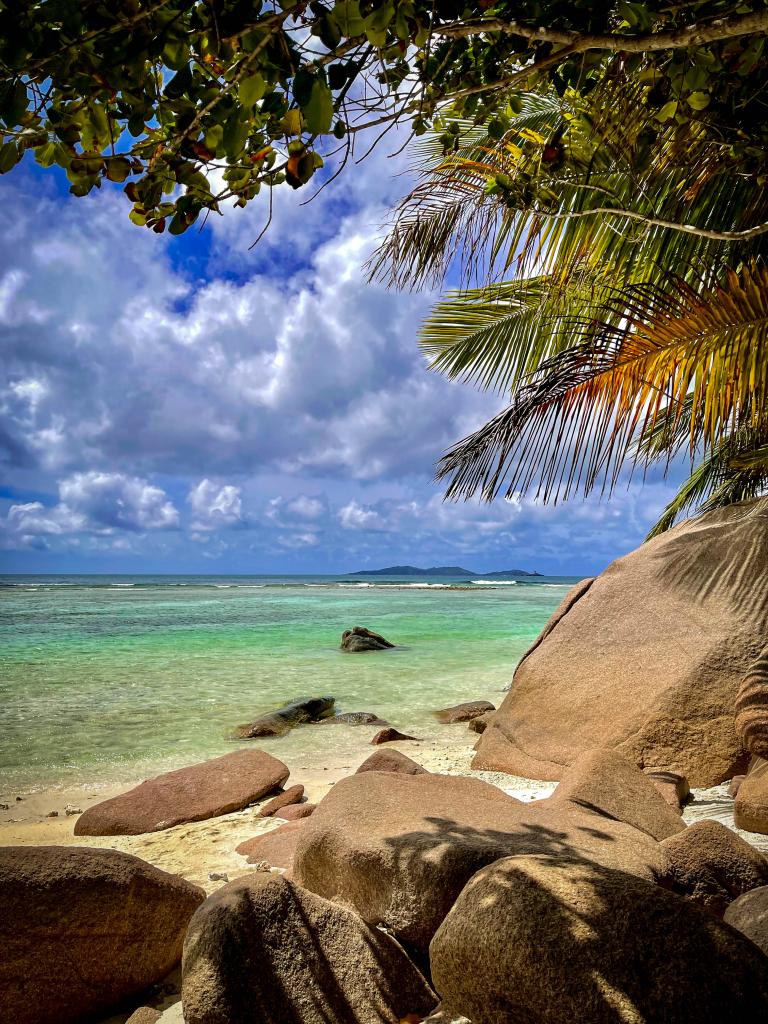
437;265;768;504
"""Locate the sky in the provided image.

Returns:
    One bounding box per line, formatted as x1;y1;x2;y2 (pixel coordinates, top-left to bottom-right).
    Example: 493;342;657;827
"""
0;138;687;576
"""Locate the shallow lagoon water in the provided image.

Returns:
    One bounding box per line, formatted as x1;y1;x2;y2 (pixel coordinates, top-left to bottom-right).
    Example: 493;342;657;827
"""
0;573;580;790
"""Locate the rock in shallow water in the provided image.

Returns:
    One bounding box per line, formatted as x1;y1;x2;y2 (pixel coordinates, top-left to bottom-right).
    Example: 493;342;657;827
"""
234;696;336;738
75;748;289;836
0;845;204;1024
181;873;437;1024
340;625;395;652
371;727;420;744
429;854;768;1024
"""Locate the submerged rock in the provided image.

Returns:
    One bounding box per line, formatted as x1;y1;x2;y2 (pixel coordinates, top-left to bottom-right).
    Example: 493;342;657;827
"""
0;845;204;1024
474;500;768;786
234;695;335;738
182;873;437;1024
435;701;495;724
340;625;395;652
75;749;289;836
430;854;768;1024
318;711;388;726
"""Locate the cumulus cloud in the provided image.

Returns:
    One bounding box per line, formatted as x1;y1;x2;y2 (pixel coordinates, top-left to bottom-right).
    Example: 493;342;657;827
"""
338;500;388;531
188;479;243;530
1;471;179;549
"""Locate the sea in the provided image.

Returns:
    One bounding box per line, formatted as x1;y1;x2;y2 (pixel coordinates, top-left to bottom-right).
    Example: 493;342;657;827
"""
0;572;582;792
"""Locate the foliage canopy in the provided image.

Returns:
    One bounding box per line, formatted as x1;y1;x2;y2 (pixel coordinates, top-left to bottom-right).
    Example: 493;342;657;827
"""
2;1;768;234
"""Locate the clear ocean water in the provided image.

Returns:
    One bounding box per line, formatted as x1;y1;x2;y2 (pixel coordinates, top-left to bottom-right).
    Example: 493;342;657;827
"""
0;573;581;791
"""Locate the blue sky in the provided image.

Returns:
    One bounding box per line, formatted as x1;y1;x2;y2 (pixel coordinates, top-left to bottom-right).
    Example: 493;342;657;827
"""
0;144;687;575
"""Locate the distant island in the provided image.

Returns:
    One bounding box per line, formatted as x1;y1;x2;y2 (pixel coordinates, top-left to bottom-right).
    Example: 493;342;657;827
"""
348;565;542;578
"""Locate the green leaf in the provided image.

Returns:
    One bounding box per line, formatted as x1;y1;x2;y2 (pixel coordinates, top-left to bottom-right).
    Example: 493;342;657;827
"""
0;141;22;172
34;141;57;168
239;74;266;109
104;156;131;182
332;0;365;36
656;100;678;121
302;78;333;135
687;91;710;110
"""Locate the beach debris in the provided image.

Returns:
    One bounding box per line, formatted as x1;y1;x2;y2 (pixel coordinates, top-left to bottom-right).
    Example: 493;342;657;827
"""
275;802;315;820
318;711;389;726
430;852;768;1024
236;820;308;872
734;757;768;834
74;749;289;836
356;749;428;776
0;845;204;1024
46;810;59;817
0;803;9;810
64;804;83;816
467;711;495;734
234;696;335;739
725;885;768;957
258;784;305;817
15;796;22;801
340;625;395;652
659;819;768;917
435;701;495;724
371;728;420;745
208;872;229;883
181;873;437;1024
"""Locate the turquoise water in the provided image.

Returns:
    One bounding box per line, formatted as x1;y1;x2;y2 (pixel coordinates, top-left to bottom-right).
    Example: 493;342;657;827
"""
0;574;580;790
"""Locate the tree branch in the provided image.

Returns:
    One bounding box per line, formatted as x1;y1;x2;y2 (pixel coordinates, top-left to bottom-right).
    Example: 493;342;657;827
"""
530;203;768;242
438;9;768;53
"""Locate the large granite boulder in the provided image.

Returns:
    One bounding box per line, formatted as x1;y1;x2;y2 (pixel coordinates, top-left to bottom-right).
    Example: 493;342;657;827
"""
474;500;768;786
236;820;307;871
75;749;289;836
293;755;669;951
0;845;204;1024
430;854;768;1024
660;819;768;916
735;645;768;758
182;873;437;1024
549;748;686;841
724;885;768;956
734;757;768;834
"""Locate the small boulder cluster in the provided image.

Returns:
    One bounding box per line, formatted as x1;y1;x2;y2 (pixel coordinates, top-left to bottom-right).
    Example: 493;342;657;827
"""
5;745;768;1023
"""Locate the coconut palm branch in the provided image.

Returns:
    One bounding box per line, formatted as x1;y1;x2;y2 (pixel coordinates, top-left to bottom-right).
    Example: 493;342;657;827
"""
435;265;768;505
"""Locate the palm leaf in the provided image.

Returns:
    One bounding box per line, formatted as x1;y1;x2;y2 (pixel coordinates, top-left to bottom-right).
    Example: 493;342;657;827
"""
436;264;768;503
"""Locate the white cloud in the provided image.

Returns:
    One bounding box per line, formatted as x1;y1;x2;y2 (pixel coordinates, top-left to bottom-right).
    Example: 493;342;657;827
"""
338;500;388;531
59;471;179;531
188;479;243;530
